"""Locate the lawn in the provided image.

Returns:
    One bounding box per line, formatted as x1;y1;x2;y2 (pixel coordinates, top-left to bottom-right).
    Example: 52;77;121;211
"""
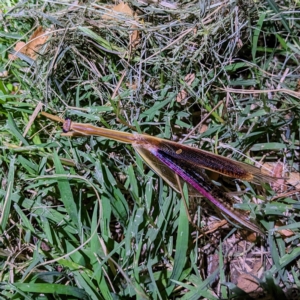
0;0;300;299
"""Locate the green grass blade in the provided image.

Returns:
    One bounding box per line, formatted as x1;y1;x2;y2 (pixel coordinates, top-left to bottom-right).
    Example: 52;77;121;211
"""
13;283;88;299
78;26;125;54
13;203;35;232
252;12;266;61
266;0;291;33
53;152;79;228
0;156;15;232
167;185;189;294
7;114;29;146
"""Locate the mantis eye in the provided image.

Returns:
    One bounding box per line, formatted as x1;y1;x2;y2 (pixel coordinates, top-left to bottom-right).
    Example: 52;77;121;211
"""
63;118;72;133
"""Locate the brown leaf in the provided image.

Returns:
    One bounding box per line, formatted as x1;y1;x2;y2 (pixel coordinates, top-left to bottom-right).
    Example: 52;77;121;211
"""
0;70;8;77
9;26;48;60
102;2;140;49
176;73;195;104
103;1;133;20
207;254;219;276
176;90;188;103
198;123;208;134
278;228;294;237
25;26;48;59
237;273;259;293
8;41;26;60
126;81;138;90
242;230;258;242
271;162;286;192
237;261;262;294
275;221;295;237
184;73;195;85
261;162;287;191
130;26;140;48
112;2;133;15
272;162;284;178
287;171;300;189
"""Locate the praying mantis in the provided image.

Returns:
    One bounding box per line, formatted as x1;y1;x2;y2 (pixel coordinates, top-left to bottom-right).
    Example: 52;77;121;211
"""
41;111;278;235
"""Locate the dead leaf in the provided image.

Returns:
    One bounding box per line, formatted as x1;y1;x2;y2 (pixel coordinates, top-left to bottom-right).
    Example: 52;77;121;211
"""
112;2;133;15
278;228;294;238
272;162;284;177
24;26;48;59
8;41;26;60
0;70;8;77
275;221;295;238
261;162;288;191
237;272;259;293
130;26;140;48
9;26;48;61
176;90;188;103
198;123;208;134
240;230;258;242
185;73;195;85
126;81;138;90
207;253;219;277
237;261;262;294
103;2;133;20
287;171;300;189
103;2;140;49
176;73;195;104
271;162;286;192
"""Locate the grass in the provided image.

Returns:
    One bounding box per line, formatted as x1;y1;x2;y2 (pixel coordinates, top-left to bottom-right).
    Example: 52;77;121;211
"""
1;0;300;299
